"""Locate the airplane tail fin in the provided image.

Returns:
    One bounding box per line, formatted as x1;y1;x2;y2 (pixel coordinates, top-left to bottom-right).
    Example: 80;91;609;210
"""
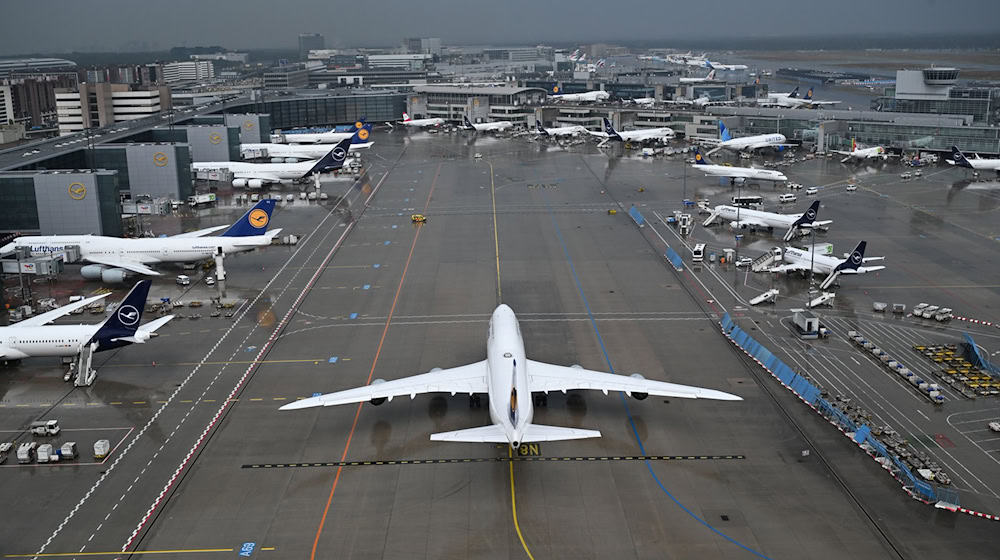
222;198;277;237
718;120;732;142
603;118;622;141
402;112;411;122
706;69;716;80
463;115;474;129
302;138;351;178
785;200;821;241
836;241;867;273
804;87;814;100
851;138;856;152
535;119;548;134
692;148;708;165
90;280;151;346
951;146;973;168
350;124;372;145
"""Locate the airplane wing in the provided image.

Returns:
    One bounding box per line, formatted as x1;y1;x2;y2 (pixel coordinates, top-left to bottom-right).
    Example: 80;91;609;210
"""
84;256;161;276
526;360;740;400
12;293;112;328
768;263;810;274
747;141;795;151
732;218;772;229
233;172;283;183
171;225;229;238
279;360;489;410
840;265;885;275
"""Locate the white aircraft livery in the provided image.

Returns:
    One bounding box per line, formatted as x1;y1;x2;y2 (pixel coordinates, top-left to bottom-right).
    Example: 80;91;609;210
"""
534;120;589;137
691;149;788;184
243;125;373;160
462;116;513;132
601;118;675;144
1;199;282;282
281;304;741;448
833;139;893;163
273;120;366;144
551;90;611;103
193;137;352;189
949;146;1000;175
707;200;831;241
699;121;791;154
770;241;885;290
0;280;172;360
400;112;445;128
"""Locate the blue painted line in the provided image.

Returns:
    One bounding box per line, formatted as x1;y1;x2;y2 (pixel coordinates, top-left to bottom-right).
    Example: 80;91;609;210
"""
362;284;370;290
349;312;358;319
245;346;257;352
384;241;391;245
329;356;339;363
239;542;256;557
544;200;772;560
373;263;381;269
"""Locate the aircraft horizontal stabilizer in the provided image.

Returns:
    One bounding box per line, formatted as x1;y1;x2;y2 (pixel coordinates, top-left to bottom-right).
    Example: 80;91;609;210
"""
430;425;507;443
520;424;602;442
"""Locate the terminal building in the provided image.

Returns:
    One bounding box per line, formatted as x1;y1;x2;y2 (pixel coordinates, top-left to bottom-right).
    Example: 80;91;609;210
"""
55;83;172;135
0;169;122;236
874;68;1000;125
408;85;547;124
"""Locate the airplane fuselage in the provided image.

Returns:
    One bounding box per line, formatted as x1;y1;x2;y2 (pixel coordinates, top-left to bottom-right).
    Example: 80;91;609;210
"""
7;235;273;265
0;325;100;359
470;121;513;132
719;133;787;152
191;160;317;181
781;247;838;274
485;305;532;447
697;165;787;182
716;205;796;229
402;118;445;128
241;143;369;160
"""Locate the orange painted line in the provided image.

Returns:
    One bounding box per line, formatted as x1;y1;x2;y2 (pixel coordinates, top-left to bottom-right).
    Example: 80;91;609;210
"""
310;163;440;560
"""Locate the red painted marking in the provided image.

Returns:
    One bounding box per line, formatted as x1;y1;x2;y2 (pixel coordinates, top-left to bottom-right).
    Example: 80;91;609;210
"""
935;434;956;448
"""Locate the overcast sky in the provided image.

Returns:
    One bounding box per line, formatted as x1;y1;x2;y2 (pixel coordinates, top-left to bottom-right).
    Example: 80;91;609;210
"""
1;0;997;54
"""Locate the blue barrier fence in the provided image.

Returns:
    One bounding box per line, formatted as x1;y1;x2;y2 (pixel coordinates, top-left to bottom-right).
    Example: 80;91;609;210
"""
720;313;947;504
628;206;645;226
664;248;684;271
963;333;1000;376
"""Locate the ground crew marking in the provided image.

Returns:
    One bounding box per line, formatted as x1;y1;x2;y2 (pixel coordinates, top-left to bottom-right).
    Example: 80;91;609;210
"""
242;455;745;468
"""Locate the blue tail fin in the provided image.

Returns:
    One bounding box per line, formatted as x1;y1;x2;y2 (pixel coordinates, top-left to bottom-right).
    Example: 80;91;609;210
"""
951;146;973;168
350;124;372;144
718;121;732;142
91;280;151;348
535;119;548;134
692;148;708;165
603;118;622;141
793;200;820;227
835;241;866;272
804;87;814;100
222;198;277;237
302;138;351;178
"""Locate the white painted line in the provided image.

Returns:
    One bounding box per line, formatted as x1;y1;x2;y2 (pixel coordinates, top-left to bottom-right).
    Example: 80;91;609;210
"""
916;409;930;421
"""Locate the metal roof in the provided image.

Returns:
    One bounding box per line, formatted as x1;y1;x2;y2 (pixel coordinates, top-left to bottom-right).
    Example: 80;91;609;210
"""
414;85;546;95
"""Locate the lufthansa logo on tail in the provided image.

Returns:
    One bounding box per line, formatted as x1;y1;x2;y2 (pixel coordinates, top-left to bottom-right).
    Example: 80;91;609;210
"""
332;147;347;161
354;121;363;129
851;252;862;265
248;209;269;228
805;209;816;220
552;86;559;93
117;304;140;327
358;129;370;141
695;153;702;161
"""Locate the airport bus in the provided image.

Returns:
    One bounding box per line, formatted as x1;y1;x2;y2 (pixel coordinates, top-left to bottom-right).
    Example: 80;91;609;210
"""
731;195;764;208
692;243;705;263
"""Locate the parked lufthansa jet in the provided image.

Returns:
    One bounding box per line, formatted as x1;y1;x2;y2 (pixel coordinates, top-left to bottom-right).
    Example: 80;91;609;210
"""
281;304;741;449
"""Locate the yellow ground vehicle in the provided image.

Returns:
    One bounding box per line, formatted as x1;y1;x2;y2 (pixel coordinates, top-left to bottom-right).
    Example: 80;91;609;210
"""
411;214;427;223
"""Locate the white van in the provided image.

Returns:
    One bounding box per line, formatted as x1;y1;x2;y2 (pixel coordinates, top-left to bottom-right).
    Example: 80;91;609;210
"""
778;193;797;204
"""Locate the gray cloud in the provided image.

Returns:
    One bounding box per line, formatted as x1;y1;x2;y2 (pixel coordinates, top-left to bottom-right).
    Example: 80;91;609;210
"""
1;0;997;53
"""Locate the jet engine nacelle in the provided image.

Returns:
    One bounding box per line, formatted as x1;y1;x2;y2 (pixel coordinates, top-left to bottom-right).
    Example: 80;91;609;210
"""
247;179;265;189
629;373;648;400
80;264;128;283
232;178;248;188
283;158;300;163
369;378;387;405
730;221;749;230
270;158;285;164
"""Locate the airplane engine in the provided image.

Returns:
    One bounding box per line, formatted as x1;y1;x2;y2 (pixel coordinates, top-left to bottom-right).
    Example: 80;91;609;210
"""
629;373;648;400
731;221;749;230
80;264;106;280
101;268;129;284
283;158;300;163
369;378;387;405
232;178;248;188
270;158;285;164
247;179;265;189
